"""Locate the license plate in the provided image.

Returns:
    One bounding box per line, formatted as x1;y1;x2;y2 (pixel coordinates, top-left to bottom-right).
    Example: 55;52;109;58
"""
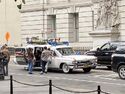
83;64;88;67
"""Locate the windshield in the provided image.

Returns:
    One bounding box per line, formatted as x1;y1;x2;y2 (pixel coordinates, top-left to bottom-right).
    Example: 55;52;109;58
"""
57;47;75;55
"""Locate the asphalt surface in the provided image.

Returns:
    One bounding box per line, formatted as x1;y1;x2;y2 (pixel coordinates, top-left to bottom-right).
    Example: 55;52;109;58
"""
0;59;125;94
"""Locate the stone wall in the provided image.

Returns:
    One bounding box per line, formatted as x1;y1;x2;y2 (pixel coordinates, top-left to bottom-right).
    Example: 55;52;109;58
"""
118;0;125;41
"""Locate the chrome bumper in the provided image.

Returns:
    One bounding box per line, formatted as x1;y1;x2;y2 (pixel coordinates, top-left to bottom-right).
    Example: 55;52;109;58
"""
69;62;97;69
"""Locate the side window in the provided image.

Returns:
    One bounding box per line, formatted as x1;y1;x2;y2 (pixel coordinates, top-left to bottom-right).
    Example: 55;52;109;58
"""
110;45;117;50
101;43;110;51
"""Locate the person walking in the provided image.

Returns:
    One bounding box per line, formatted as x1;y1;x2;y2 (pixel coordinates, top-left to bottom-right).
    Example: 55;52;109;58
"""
27;48;34;74
45;48;53;73
41;46;52;74
1;44;10;76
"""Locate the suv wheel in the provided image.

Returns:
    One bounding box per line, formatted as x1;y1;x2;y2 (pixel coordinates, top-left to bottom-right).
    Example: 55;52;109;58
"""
83;68;91;73
118;65;125;79
62;63;70;73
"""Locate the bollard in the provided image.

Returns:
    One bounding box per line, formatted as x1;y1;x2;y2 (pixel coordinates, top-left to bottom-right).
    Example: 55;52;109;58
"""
97;85;101;94
10;75;13;94
49;80;52;94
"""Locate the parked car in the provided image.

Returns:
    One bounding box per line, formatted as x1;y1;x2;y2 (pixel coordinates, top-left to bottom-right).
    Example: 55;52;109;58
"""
48;44;97;73
85;41;125;69
14;42;97;73
111;46;125;79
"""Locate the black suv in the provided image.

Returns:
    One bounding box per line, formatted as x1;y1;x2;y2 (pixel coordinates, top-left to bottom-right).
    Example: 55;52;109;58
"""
112;46;125;79
85;41;125;69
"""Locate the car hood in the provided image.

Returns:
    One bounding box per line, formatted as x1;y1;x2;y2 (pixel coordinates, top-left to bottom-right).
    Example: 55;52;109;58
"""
63;55;97;61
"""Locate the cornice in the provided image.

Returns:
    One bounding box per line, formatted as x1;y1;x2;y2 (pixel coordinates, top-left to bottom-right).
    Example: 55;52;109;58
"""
20;1;93;13
89;29;120;37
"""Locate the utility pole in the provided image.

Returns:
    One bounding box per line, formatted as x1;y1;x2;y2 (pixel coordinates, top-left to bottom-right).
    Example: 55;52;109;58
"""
5;0;7;44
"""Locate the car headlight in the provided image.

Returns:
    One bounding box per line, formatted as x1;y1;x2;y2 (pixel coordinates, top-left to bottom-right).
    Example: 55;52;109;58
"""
90;59;97;63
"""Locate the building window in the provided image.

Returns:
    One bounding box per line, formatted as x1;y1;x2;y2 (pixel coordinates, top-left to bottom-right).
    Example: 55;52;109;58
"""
69;13;79;42
74;13;79;30
47;15;56;39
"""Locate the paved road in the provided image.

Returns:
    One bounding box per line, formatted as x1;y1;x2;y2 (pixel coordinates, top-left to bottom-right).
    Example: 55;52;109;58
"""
0;62;125;94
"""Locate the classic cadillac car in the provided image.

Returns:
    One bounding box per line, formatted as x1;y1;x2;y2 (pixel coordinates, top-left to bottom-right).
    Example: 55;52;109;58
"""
14;42;97;73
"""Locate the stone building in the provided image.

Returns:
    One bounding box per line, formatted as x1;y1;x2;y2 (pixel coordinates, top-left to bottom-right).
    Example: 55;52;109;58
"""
1;0;125;49
0;0;21;46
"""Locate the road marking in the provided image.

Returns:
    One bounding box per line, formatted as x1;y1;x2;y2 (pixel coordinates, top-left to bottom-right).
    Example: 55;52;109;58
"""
94;74;118;80
10;73;125;87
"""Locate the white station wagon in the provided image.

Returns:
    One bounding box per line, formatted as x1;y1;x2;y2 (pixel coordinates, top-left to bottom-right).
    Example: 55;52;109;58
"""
14;43;97;73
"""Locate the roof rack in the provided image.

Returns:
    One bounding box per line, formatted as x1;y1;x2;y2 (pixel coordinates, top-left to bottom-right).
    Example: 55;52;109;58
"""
47;41;69;46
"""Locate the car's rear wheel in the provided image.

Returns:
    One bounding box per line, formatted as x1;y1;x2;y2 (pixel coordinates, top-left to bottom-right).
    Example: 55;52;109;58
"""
62;63;70;73
83;68;91;73
118;65;125;79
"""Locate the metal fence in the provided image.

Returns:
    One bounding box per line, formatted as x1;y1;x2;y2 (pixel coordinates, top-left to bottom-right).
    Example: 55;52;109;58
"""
6;75;111;94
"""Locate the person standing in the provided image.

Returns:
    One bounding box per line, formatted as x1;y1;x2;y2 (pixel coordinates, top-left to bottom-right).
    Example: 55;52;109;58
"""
27;48;34;74
41;46;52;74
45;48;53;73
1;44;10;76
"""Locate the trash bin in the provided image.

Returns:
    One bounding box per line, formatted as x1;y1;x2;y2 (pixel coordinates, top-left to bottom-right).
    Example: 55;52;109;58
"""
0;53;5;80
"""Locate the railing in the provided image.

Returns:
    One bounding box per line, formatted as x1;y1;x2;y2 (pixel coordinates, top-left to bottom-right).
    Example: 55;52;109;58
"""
6;75;111;94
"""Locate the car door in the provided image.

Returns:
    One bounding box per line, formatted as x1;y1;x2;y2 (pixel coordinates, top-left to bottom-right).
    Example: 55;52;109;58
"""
95;43;112;64
48;51;61;69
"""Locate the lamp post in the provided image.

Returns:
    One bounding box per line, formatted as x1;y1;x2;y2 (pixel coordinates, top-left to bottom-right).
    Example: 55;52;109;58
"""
4;0;8;44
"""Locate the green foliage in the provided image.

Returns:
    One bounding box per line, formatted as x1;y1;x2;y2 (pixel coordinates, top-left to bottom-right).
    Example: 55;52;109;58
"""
17;4;22;9
22;0;25;4
15;0;25;9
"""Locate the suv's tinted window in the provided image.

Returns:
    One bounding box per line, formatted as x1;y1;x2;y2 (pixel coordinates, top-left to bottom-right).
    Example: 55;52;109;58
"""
110;45;117;50
115;46;125;54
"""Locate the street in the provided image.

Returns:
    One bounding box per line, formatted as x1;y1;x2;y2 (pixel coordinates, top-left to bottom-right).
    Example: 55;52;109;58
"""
0;61;125;94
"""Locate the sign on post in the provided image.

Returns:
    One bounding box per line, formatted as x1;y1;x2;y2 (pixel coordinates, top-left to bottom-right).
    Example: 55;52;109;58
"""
5;32;10;43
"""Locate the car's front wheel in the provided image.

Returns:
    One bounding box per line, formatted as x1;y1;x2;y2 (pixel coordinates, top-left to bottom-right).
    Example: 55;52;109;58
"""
118;65;125;79
62;63;71;73
83;68;91;73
